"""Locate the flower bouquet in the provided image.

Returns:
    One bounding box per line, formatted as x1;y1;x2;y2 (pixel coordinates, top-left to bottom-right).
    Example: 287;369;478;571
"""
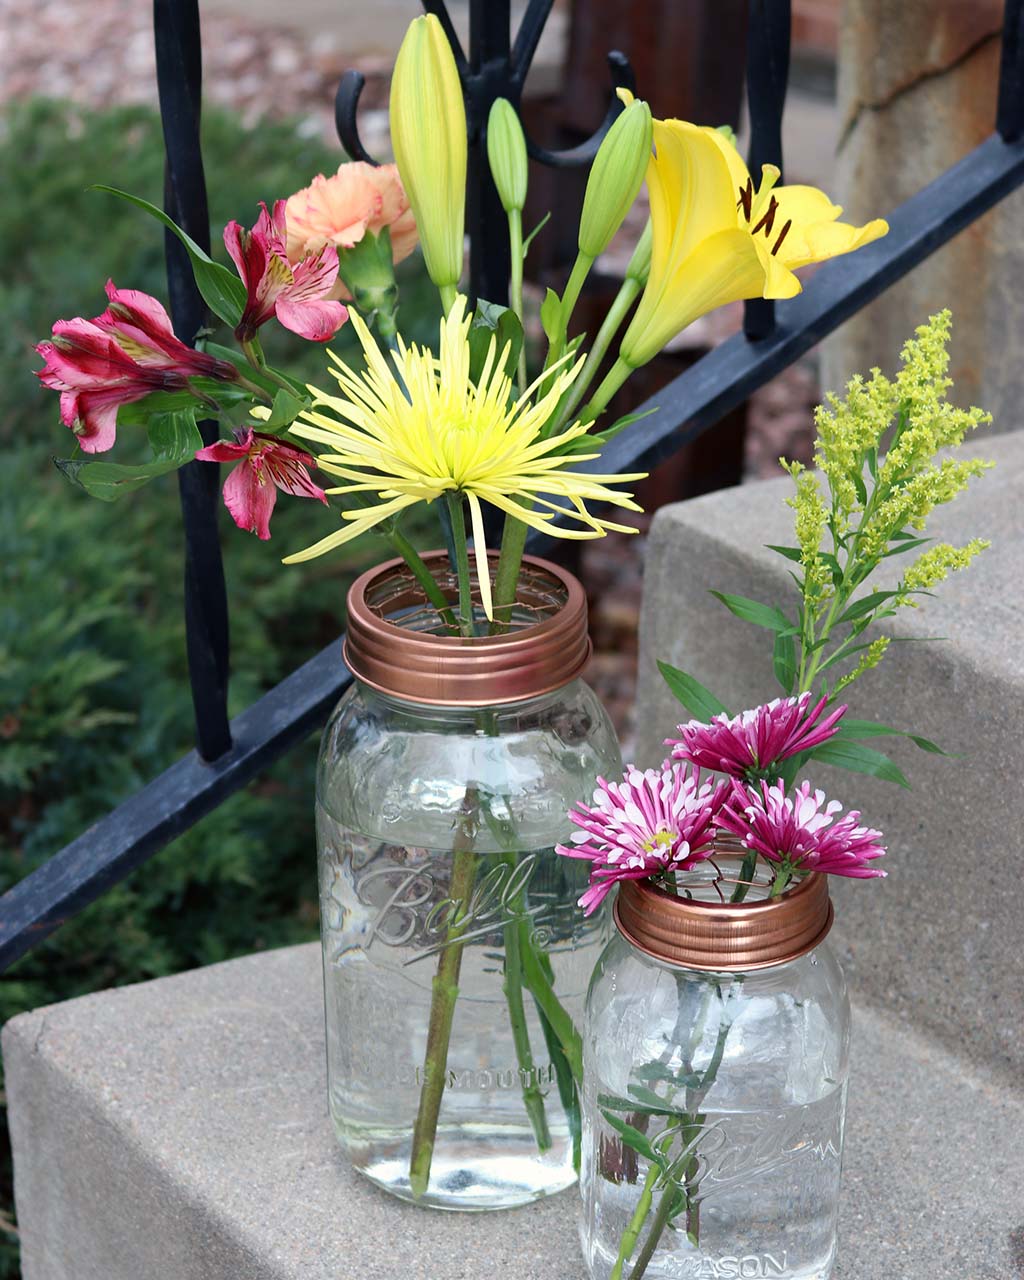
35;14;889;1211
562;312;992;1278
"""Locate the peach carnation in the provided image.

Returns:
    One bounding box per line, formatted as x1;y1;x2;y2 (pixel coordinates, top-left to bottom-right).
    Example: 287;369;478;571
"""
284;162;418;298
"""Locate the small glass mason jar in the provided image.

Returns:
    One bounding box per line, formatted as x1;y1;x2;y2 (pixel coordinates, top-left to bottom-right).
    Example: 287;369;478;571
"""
316;553;621;1210
581;866;850;1280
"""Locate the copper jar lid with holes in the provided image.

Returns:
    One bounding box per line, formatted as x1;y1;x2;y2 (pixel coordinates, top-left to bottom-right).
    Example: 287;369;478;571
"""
614;863;834;973
344;551;591;707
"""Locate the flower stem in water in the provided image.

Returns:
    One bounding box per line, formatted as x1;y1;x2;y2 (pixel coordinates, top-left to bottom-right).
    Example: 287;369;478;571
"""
408;817;479;1198
501;857;552;1151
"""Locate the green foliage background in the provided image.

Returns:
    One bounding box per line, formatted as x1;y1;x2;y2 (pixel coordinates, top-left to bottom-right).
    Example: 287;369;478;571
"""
0;99;437;1275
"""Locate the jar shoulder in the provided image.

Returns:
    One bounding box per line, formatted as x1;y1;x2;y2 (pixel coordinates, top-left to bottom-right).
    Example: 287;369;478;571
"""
585;934;850;1108
317;679;621;850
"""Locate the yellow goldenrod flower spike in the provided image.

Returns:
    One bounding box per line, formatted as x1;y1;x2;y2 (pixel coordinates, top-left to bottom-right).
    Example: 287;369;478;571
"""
589;116;889;394
283;298;646;619
390;15;467;306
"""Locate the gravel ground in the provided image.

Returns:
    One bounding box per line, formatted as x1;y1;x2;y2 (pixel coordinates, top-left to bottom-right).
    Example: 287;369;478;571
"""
4;0;822;754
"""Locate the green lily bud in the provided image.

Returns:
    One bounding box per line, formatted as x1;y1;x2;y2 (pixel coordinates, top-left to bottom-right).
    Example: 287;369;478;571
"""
487;98;528;214
390;15;467;301
578;97;653;260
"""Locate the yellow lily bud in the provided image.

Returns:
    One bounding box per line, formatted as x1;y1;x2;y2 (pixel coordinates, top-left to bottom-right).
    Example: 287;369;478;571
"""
578;98;653;260
487;98;528;214
389;15;467;299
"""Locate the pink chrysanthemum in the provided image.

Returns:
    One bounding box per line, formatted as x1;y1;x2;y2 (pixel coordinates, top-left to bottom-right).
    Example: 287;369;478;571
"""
717;779;886;879
668;693;846;780
556;763;730;915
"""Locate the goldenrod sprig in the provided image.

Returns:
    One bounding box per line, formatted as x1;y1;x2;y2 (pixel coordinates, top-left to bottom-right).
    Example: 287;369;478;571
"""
773;311;992;699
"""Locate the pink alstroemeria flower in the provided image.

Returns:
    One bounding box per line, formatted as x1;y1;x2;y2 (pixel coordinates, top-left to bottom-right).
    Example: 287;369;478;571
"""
556;763;730;915
37;319;188;453
36;281;238;453
717;779;886;879
668;693;847;781
224;200;348;343
96;280;238;379
195;428;328;540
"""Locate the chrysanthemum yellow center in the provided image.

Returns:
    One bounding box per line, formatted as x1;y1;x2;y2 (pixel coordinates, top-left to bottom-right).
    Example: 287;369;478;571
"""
642;828;677;855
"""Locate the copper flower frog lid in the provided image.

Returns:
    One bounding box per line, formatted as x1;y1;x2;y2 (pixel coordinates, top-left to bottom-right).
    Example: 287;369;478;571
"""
614;864;834;973
343;551;591;707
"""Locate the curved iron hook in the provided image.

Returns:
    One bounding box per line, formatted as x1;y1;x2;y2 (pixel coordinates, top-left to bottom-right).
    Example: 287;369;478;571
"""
335;69;381;165
523;51;636;169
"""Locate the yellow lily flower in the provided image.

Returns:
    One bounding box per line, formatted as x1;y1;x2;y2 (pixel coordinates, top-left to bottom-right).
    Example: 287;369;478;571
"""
284;298;645;619
615;117;889;372
389;15;466;307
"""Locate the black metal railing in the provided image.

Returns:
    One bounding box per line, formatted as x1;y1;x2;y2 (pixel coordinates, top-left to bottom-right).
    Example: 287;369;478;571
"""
2;0;1023;970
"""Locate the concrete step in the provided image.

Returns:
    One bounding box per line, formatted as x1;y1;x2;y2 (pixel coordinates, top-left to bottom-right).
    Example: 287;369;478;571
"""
5;940;1022;1279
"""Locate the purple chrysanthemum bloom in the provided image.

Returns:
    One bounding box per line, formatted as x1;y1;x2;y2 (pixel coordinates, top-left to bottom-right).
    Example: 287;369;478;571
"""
717;779;887;879
556;763;730;915
667;693;847;781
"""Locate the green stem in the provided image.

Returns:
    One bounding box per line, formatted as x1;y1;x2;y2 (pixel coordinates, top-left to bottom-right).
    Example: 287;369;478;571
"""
488;514;529;634
501;857;552;1152
558;275;642;428
240;338;296;396
770;867;793;898
729;847;759;904
387;527;459;633
628;1175;680;1280
561;251;595;337
408;829;480;1199
532;974;582;1172
520;929;583;1082
610;1163;660;1280
584;354;634;421
444;491;475;637
440;282;457;315
508;209;528;397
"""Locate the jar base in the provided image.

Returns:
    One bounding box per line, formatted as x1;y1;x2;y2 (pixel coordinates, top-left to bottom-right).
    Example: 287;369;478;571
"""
338;1123;577;1211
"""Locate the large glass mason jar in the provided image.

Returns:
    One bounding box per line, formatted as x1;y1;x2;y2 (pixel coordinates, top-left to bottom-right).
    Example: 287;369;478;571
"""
317;553;621;1210
581;869;850;1280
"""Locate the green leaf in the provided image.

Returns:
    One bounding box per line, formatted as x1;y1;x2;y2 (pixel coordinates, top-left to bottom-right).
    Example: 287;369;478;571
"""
709;591;792;634
837;590;899;624
852;468;868;505
467;300;524;384
633;1061;703;1090
773;629;797;694
883;536;932;558
258;387;308;432
597;1089;674;1118
657;661;729;721
540;287;563;346
54;410;203;501
600;1110;666;1168
521;210;551;259
766;543;802;563
92;185;247;327
809;739;911;788
554;407;656;456
833;718;948;755
148;409;203;461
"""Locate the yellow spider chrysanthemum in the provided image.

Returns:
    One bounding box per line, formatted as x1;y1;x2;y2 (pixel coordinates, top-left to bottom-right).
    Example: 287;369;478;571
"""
283;296;646;618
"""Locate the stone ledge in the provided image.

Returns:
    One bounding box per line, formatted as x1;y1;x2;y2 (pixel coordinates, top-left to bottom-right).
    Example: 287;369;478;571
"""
636;432;1024;1081
5;941;1023;1279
